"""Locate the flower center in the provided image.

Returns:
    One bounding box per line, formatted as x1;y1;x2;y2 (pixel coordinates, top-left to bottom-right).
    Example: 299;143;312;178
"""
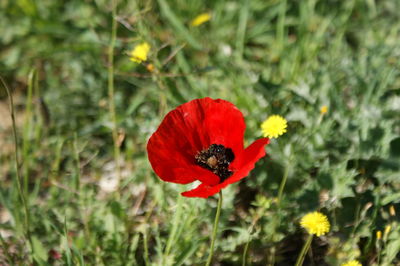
195;144;235;182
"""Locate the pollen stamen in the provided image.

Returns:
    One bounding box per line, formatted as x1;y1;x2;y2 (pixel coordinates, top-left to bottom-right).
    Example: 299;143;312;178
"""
195;144;234;182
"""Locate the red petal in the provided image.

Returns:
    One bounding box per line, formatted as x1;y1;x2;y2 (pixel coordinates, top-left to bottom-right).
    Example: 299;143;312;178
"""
181;138;269;198
147;98;245;186
202;98;245;155
148;132;219;185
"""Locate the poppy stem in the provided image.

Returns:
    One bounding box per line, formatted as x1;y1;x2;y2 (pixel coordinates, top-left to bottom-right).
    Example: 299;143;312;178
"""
295;234;313;266
206;191;223;266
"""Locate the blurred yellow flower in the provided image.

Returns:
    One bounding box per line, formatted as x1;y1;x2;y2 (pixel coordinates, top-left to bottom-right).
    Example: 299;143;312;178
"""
261;115;287;139
320;105;328;114
300;212;330;237
390;205;396;216
190;13;211;26
146;63;155;72
341;260;362;266
384;225;391;236
376;230;382;240
129;42;151;63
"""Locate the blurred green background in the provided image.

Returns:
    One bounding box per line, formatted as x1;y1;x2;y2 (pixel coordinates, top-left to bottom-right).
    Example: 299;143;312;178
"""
1;0;400;265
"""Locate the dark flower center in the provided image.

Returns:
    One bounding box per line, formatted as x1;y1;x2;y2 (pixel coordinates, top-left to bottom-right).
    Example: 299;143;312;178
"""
195;144;235;182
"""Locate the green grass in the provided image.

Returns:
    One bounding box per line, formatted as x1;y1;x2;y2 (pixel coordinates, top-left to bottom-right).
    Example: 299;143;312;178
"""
1;0;400;265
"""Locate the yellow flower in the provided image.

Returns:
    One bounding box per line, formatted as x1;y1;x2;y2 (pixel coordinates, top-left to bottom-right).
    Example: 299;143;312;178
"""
341;260;362;266
384;225;391;236
376;230;382;240
261;115;287;139
389;205;396;216
300;212;330;237
320;105;328;114
129;42;151;63
146;63;155;72
190;13;211;27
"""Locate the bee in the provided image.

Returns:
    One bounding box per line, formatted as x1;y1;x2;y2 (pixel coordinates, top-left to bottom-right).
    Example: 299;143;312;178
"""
206;155;218;169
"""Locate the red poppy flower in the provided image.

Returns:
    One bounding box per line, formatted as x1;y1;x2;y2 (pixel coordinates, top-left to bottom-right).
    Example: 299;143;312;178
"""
147;97;269;198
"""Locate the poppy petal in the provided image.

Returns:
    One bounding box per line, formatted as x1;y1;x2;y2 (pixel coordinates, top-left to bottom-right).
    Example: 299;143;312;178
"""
228;137;270;183
147;98;245;186
181;138;269;198
148;135;220;185
181;183;218;198
202;98;245;155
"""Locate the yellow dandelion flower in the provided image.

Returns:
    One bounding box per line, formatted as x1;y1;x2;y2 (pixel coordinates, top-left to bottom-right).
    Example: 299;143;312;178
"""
320;105;328;114
341;260;362;266
129;42;151;63
300;212;330;237
376;230;382;240
261;115;287;139
190;13;211;27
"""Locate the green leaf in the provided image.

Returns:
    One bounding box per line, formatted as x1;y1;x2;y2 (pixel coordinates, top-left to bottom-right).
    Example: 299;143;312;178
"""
157;0;202;50
31;236;48;264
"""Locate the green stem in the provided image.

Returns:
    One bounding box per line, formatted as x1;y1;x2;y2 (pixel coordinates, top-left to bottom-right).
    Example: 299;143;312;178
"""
153;71;167;117
242;215;259;266
22;68;36;195
108;0;121;191
268;246;276;266
165;194;183;257
295;234;313;266
1;76;33;258
276;0;287;50
143;230;150;266
242;237;250;266
235;0;249;61
206;191;223;266
376;241;381;266
73;133;81;192
277;165;289;207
